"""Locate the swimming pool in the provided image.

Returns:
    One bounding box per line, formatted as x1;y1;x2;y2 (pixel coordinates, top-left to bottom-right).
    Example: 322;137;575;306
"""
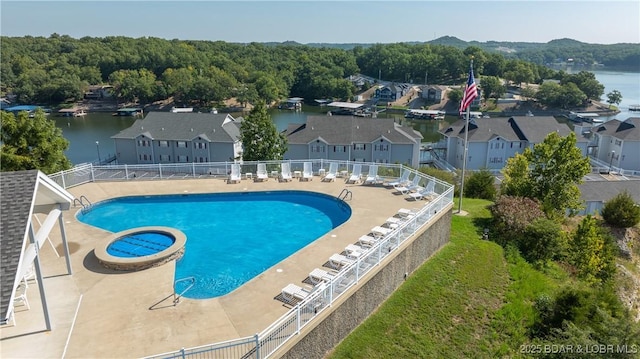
77;190;351;298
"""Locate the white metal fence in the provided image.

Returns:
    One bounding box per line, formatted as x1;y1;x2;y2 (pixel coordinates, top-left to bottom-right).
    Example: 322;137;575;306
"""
47;160;454;359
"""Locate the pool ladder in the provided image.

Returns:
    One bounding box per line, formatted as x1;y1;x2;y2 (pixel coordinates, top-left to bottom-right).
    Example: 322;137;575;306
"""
338;188;352;201
173;276;196;305
74;195;93;214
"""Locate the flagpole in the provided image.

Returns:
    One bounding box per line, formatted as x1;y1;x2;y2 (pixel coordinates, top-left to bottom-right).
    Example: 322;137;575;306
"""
458;105;470;213
457;58;473;214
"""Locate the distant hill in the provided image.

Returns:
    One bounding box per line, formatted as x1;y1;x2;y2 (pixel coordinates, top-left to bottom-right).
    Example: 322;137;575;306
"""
301;37;640;70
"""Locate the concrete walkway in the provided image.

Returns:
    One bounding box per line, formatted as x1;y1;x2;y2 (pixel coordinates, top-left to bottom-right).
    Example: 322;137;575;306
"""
1;174;430;358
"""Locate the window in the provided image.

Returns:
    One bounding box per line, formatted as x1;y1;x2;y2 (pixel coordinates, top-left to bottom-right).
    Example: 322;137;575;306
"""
195;142;207;149
354;143;366;151
334;146;346;152
177;155;188;162
311;145;325;153
177;141;187;148
159;141;169;147
615;139;622;146
137;139;150;147
159;154;170;161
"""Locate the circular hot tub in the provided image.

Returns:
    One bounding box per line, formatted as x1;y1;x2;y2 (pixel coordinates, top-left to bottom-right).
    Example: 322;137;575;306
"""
95;226;186;271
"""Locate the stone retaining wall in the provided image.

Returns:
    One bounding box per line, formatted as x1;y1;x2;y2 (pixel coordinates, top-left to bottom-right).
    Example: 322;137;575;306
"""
277;207;453;359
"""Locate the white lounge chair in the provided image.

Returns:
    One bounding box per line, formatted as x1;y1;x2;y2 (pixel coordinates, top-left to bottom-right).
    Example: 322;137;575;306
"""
358;234;378;247
322;162;338;182
386;169;410;187
256;163;269;181
408;181;436;201
346;164;362;184
309;268;336;285
371;226;392;239
345;243;366;258
228;164;241;184
328;253;355;269
395;175;421;194
397;208;417;218
364;165;382;185
281;283;312;303
302;162;313;181
280;162;293;182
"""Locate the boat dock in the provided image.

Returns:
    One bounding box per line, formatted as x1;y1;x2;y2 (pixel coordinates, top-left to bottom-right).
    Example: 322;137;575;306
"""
404;109;445;120
114;108;143;116
58;108;87;117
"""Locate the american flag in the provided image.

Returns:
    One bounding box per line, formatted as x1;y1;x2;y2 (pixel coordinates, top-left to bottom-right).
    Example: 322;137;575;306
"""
459;64;478;113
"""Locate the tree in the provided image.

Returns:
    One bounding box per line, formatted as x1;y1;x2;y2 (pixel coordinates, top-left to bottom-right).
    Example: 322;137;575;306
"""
601;191;640;228
447;88;462;105
239;102;287;161
606;90;623;108
465;169;496;200
570;215;617;285
500;152;532;198
1;109;72;173
500;132;591;218
480;76;504;101
527;132;590;217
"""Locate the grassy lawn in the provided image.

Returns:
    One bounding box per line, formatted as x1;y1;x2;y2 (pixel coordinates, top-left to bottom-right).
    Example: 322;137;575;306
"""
328;199;562;358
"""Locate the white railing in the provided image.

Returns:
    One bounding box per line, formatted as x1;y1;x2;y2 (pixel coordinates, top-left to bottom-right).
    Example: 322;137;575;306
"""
47;160;453;359
48;160;453;191
588;155;640;177
144;189;453;359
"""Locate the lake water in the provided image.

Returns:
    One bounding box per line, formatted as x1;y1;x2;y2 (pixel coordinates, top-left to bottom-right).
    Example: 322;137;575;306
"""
591;70;640;121
55;70;639;165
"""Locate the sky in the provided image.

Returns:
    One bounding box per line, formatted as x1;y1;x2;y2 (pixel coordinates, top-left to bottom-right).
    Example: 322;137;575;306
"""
1;1;639;45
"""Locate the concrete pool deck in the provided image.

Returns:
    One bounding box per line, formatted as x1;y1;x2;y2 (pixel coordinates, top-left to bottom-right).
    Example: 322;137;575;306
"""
1;175;437;358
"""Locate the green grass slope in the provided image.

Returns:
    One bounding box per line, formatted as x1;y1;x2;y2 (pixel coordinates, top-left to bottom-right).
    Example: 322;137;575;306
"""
328;199;562;359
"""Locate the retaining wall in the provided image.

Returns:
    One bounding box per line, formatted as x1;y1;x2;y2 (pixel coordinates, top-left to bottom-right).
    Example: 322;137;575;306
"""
277;206;453;359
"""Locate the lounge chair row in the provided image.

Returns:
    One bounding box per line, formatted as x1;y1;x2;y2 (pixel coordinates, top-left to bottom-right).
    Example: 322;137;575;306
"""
321;163;384;185
387;169;437;201
228;162;389;185
279;207;418;305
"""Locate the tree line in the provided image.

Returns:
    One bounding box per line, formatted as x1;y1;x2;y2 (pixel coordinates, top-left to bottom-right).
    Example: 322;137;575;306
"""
0;34;620;108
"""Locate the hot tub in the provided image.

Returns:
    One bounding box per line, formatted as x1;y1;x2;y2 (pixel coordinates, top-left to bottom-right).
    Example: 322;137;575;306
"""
94;226;186;271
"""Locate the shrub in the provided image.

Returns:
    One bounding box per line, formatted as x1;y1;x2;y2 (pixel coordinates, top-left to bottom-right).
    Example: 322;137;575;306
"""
601;190;640;228
519;218;564;265
570;216;617;285
419;166;458;196
465;169;497;200
531;285;640;357
490;196;546;245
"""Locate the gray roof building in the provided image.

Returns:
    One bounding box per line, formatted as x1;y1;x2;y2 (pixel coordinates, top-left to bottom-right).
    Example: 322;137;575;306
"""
111;112;242;165
285;116;422;144
112;112;241;142
1;170;74;327
439;116;588;170
283;116;423;166
593;117;640;141
589;117;640;173
441;116;576;143
578;179;640;215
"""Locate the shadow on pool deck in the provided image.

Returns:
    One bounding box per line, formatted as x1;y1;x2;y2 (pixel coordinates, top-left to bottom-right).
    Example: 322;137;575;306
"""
0;175;433;358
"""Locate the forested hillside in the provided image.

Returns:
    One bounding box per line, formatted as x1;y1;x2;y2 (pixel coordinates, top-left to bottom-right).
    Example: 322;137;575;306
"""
310;36;640;70
1;35;632;107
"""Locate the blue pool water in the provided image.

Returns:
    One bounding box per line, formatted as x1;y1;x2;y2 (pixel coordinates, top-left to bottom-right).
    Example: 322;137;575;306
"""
77;191;351;298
